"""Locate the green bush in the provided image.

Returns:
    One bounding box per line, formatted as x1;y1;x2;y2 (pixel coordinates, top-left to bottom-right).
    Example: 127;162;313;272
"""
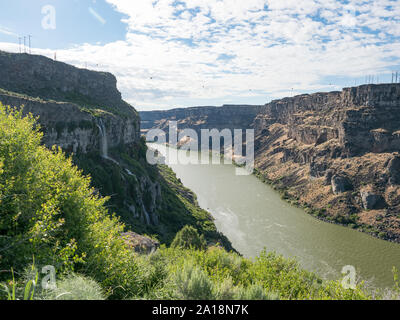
154;246;375;300
171;262;214;300
171;225;207;250
234;284;272;300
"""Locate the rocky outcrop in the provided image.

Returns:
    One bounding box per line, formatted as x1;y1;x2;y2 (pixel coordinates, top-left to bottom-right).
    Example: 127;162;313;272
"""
387;155;400;185
360;188;383;210
331;175;352;195
122;231;160;254
254;84;400;156
138;175;162;226
0;51;154;226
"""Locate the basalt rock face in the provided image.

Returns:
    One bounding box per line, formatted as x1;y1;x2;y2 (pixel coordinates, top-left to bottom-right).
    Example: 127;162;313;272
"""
254;84;400;242
255;85;400;156
0;51;133;115
0;92;139;154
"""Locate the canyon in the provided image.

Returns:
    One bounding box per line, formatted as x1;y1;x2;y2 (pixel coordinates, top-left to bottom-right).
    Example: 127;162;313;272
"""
141;84;400;242
2;49;400;245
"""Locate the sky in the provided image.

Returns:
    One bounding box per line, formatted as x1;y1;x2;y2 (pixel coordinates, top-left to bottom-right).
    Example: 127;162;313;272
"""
0;0;399;111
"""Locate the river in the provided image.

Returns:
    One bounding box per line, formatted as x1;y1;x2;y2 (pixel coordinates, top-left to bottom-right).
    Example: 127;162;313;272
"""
149;143;400;289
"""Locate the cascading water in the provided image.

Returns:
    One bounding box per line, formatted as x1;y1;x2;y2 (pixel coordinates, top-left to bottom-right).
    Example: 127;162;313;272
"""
96;118;108;159
96;118;119;164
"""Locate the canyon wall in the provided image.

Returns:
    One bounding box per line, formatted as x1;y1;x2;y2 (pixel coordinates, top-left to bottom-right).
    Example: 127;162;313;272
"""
0;51;133;114
254;84;400;242
140;104;262;134
255;85;400;156
0;92;139;154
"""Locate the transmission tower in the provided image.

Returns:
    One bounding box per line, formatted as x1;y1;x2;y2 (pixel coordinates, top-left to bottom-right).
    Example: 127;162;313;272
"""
28;35;32;54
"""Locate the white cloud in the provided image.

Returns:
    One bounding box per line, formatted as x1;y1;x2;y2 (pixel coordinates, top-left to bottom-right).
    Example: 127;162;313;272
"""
1;0;399;110
0;26;18;37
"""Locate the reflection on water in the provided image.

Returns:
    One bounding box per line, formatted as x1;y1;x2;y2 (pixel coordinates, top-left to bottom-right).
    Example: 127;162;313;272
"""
150;143;400;288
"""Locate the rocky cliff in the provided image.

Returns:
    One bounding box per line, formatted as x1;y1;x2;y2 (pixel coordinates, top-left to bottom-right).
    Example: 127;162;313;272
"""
254;84;400;242
0;51;140;154
0;51;133;115
0;91;139;154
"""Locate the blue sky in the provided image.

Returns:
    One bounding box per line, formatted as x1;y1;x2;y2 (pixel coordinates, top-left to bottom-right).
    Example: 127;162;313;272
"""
0;0;400;110
0;0;127;48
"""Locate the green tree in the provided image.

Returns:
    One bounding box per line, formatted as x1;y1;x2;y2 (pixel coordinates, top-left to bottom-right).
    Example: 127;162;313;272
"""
171;225;207;250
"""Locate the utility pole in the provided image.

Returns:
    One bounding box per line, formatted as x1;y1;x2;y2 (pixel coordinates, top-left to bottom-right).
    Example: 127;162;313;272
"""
28;35;32;54
23;36;26;53
18;37;22;53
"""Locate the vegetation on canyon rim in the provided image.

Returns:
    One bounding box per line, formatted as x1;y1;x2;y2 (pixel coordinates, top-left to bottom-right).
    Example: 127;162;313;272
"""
1;103;400;301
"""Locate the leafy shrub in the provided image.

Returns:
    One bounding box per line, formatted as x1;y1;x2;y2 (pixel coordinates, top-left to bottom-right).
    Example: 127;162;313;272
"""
171;225;207;250
171;262;214;300
234;284;273;300
155;246;375;300
213;277;237;300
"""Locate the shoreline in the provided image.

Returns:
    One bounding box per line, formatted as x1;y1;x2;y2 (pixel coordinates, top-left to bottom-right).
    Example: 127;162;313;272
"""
250;167;400;246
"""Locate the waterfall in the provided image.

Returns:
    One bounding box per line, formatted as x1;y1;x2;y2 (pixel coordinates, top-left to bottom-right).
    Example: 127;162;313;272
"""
96;119;108;158
96;119;119;165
